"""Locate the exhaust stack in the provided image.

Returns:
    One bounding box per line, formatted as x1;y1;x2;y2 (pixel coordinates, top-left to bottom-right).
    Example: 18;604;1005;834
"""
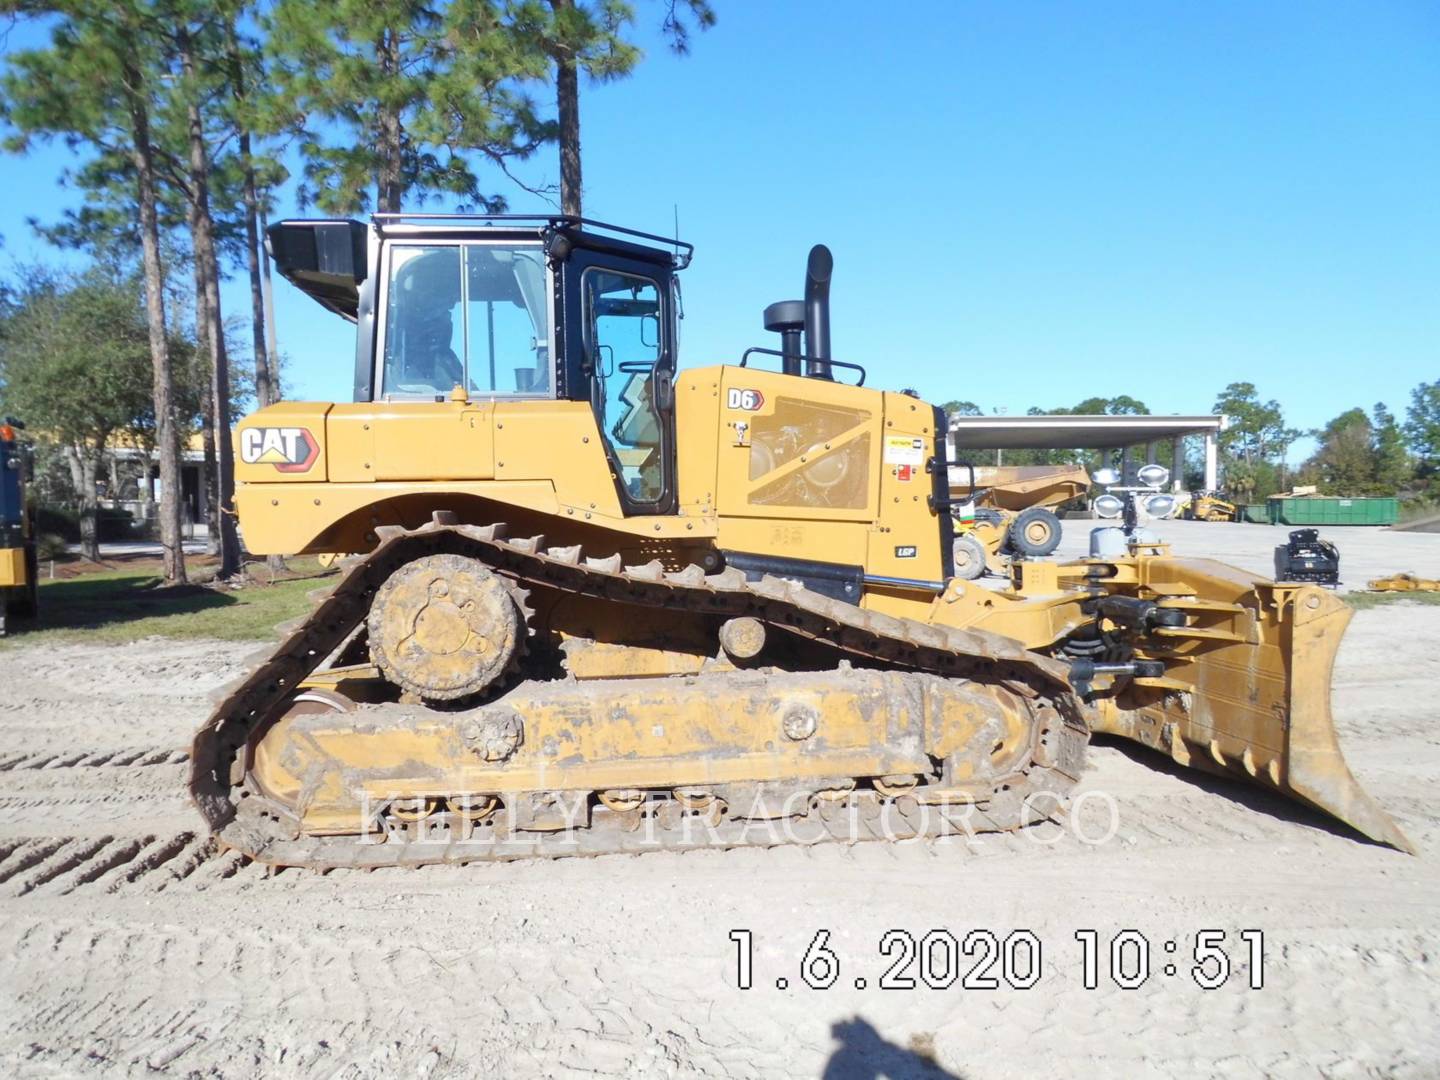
803;244;833;380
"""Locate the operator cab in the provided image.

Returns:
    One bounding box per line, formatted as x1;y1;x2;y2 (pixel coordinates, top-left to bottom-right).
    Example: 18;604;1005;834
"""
267;214;692;514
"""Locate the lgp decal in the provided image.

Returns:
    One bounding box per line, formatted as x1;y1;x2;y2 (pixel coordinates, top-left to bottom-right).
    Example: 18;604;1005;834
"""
240;427;319;473
727;387;765;411
894;545;918;559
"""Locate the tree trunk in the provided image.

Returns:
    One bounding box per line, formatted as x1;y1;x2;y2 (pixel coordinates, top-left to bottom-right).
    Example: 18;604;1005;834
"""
228;18;284;574
554;6;582;218
227;21;273;409
138;450;153;505
192;225;220;558
253;206;289;575
200;380;220;557
376;29;404;213
205;240;242;578
258;203;280;396
136;443;153;537
123;57;185;585
62;444;85;492
180;26;241;579
78;449;100;563
241;148;272;407
63;442;100;560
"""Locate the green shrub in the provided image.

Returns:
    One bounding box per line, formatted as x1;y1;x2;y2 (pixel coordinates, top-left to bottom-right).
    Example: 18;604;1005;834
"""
34;504;136;542
36;532;67;560
96;506;135;540
36;505;79;540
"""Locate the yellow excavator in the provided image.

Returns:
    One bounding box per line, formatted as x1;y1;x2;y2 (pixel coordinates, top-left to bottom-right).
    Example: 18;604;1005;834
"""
192;214;1411;868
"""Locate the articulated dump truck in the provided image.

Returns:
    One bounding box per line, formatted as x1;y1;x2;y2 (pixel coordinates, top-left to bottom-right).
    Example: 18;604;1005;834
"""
192;214;1411;868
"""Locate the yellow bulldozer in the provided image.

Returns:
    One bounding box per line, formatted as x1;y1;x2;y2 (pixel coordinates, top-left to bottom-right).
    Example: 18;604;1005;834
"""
192;214;1411;868
1185;491;1238;522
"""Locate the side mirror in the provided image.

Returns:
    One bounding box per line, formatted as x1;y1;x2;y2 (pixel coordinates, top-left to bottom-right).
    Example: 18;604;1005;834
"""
266;219;369;319
1091;467;1120;486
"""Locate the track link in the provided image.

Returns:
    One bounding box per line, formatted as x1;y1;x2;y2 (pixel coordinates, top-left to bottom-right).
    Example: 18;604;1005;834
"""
191;518;1088;868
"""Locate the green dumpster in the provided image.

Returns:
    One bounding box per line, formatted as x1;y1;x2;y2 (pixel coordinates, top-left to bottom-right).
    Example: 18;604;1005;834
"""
1239;504;1269;524
1266;496;1398;526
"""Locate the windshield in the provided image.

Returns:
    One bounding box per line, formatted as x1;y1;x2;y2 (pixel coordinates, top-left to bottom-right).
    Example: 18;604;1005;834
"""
380;242;551;399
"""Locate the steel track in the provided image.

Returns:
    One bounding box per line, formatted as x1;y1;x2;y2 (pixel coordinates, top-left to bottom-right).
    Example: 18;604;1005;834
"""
190;518;1089;868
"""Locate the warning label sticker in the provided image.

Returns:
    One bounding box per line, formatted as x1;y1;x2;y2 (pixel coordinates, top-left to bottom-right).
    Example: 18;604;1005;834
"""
883;435;925;467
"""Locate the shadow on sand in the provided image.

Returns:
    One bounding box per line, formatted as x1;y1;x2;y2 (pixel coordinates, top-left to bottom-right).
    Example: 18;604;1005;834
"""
821;1017;963;1080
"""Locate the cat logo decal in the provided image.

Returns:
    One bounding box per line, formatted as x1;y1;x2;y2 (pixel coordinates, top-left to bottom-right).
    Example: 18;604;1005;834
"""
240;427;319;473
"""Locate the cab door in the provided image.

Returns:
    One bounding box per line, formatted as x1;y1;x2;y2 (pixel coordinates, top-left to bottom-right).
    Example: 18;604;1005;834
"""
563;248;677;515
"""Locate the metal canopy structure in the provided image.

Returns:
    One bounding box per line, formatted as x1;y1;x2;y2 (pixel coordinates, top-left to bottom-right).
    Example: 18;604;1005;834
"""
947;413;1228;492
948;413;1224;450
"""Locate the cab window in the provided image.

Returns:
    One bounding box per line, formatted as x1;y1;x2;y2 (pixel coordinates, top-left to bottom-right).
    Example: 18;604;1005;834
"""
380;243;551;399
584;268;664;504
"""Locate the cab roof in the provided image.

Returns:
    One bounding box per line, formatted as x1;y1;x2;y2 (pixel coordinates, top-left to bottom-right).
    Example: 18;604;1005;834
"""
268;213;692;322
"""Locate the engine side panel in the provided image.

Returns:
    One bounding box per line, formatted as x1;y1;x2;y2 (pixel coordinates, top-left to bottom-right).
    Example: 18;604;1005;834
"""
713;367;882;523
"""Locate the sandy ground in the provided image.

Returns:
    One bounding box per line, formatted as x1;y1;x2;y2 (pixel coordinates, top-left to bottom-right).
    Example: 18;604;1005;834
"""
1;523;1438;1078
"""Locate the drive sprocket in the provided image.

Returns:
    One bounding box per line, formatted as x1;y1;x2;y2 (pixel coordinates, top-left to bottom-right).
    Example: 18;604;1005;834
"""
367;552;527;701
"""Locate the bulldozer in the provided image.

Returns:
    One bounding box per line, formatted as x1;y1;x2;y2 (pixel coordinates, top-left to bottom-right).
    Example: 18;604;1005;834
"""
1185;491;1238;522
191;214;1412;868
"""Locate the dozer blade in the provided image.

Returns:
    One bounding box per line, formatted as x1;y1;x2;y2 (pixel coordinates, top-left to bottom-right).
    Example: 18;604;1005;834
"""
1093;562;1414;853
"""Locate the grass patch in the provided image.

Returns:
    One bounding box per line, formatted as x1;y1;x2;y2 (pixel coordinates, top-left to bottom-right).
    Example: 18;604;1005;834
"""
1345;590;1440;610
3;557;334;646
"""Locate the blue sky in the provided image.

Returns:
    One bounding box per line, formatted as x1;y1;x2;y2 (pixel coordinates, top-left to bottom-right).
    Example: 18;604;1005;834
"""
3;1;1437;462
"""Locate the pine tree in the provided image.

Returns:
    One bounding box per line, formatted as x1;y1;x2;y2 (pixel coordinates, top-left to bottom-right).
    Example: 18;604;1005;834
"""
1;1;189;582
168;6;242;577
221;9;289;572
506;0;714;215
1302;409;1376;495
266;0;550;213
1370;403;1412;496
1212;382;1294;465
1404;380;1440;465
1300;405;1415;497
222;13;283;409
